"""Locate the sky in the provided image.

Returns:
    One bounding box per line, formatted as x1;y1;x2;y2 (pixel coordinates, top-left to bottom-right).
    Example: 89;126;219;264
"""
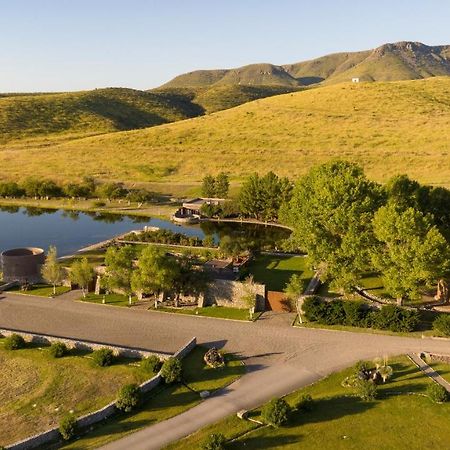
1;0;450;92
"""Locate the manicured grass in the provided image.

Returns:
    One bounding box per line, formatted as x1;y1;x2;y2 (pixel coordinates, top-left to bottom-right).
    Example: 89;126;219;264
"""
0;339;148;447
7;283;71;297
428;361;450;384
60;249;106;267
154;306;259;321
81;293;136;307
247;254;313;291
167;356;450;450
58;346;245;449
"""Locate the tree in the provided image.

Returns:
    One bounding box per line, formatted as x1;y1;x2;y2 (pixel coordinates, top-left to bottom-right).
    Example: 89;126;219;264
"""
283;274;306;317
261;398;290;427
214;172;229;198
372;204;450;303
202;175;216;197
131;246;179;299
160;357;182;384
281;161;385;291
41;246;62;295
104;246;135;305
116;384;141;412
70;257;94;298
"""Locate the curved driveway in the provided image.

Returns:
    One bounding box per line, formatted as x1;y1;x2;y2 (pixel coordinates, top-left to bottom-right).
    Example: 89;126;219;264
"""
1;292;449;449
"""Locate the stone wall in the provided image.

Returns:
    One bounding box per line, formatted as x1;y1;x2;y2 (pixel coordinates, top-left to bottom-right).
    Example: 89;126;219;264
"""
0;328;171;360
204;279;265;311
4;335;197;450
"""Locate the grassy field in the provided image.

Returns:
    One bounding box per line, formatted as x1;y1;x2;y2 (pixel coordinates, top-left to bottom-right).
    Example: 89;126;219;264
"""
167;356;450;450
2;77;450;187
7;283;71;297
0;339;148;446
248;254;313;291
57;347;245;449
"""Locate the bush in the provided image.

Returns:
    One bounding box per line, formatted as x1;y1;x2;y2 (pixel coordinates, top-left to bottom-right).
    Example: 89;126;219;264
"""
344;300;366;326
202;433;227;450
4;333;26;350
302;296;328;322
294;393;313;412
140;355;162;374
373;305;419;332
92;200;106;208
59;414;77;441
92;348;114;367
433;314;450;336
160;357;182;384
426;383;448;403
261;398;290;427
116;383;141;412
355;379;377;401
49;342;68;358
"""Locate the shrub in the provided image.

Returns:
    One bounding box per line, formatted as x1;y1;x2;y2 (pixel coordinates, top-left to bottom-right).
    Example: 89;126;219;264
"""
433;314;450;336
344;300;366;326
374;305;420;332
59;414;77;441
202;433;227;450
92;348;114;367
116;383;141;412
261;398;290;427
160;357;182;384
140;355;162;374
294;394;313;412
49;342;68;358
92;200;106;208
4;333;26;350
426;383;448;403
355;379;377;401
302;296;328;322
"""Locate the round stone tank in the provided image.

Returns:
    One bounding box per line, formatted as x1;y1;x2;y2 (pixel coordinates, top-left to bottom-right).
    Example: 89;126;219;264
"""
1;247;45;283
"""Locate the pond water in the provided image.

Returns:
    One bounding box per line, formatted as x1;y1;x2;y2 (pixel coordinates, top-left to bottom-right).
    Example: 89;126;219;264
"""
0;206;290;256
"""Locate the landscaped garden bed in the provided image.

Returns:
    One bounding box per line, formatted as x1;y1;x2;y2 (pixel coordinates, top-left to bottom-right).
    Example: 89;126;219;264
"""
153;305;262;321
165;356;450;450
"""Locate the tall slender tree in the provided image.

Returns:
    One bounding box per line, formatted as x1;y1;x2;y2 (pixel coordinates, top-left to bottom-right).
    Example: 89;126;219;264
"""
41;246;62;295
70;258;94;298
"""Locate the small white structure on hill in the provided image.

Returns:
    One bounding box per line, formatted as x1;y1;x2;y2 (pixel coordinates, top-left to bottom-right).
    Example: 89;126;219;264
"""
352;77;360;83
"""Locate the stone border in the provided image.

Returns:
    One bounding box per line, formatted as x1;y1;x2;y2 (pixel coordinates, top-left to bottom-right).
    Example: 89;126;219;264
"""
3;334;196;450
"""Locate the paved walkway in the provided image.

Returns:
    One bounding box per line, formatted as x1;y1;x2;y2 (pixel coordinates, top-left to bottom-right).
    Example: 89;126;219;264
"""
409;353;450;392
1;292;450;449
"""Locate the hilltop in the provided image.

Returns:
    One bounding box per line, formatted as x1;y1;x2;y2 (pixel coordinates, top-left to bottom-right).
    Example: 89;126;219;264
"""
162;41;450;88
2;77;449;188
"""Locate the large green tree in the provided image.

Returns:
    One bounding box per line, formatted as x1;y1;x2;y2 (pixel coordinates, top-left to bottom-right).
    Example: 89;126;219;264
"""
70;257;94;298
372;204;450;303
131;246;179;299
104;246;135;304
282;161;384;290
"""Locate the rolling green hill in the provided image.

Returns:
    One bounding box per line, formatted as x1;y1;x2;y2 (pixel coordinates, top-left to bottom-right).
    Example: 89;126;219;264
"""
2;77;449;188
0;88;204;144
162;41;450;88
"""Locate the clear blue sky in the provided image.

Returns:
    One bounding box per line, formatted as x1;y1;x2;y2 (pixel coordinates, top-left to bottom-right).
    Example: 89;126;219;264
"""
1;0;449;92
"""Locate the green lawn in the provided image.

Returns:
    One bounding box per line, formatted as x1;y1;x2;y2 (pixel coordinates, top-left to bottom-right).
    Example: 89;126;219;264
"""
166;356;450;450
429;361;450;384
60;249;106;267
154;306;258;321
81;292;136;307
57;347;245;449
7;283;71;297
247;254;313;291
0;339;148;447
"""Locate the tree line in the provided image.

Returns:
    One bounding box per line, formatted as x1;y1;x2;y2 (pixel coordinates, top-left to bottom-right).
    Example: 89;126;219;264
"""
0;177;154;202
281;161;450;303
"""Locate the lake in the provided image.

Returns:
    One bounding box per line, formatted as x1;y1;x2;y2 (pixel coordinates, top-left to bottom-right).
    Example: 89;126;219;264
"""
0;206;290;256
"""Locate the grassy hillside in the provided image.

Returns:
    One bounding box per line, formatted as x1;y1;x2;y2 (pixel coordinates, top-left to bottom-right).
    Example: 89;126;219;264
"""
1;77;449;188
0;88;204;145
163;41;450;88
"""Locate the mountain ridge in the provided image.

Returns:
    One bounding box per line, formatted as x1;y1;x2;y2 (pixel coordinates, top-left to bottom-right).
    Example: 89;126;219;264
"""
161;41;450;88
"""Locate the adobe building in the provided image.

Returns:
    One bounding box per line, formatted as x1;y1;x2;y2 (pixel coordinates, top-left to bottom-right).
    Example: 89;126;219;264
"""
1;247;45;283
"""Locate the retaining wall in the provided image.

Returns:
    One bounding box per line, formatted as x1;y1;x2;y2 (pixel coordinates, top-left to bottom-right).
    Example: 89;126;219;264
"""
4;336;196;450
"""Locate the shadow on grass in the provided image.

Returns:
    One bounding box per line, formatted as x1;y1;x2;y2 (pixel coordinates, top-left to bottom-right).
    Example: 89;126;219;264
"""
229;433;301;449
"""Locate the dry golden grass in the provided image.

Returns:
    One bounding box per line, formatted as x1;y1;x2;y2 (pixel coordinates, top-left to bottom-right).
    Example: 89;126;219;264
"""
1;77;450;187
